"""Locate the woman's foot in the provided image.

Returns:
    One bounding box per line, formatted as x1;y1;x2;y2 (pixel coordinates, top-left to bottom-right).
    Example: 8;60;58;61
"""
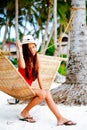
19;111;36;123
19;116;36;123
20;111;33;119
57;118;76;126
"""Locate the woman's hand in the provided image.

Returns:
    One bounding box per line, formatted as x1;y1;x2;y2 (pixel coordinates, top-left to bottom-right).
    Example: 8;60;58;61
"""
16;40;25;68
16;40;22;52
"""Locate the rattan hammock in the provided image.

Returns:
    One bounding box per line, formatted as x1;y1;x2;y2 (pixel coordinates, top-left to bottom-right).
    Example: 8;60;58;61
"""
0;53;62;101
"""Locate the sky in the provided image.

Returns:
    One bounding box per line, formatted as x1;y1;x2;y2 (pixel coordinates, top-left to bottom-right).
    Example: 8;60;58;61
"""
0;26;15;42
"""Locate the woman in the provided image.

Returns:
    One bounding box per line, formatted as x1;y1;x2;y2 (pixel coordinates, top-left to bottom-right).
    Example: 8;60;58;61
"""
17;35;76;125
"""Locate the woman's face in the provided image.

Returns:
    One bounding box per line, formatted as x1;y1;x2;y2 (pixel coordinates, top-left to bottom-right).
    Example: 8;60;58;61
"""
28;43;37;56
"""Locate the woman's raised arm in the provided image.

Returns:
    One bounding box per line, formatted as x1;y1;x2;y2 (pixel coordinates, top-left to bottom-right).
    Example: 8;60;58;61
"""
16;41;25;68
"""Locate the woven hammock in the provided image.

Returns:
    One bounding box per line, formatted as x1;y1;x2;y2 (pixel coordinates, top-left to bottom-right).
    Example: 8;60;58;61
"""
0;54;61;101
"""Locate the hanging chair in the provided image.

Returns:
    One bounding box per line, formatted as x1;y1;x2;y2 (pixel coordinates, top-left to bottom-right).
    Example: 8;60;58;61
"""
0;52;63;101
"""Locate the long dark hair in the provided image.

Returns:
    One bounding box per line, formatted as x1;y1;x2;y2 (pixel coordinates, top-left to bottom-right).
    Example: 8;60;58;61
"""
22;44;38;80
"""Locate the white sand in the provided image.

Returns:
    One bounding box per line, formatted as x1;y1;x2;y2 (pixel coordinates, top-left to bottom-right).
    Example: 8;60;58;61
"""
0;83;87;130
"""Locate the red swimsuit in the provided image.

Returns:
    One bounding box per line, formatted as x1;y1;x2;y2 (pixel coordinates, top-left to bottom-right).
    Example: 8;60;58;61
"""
18;68;34;86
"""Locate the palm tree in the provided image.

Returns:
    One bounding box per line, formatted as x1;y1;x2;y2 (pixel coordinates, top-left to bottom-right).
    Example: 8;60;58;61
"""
40;0;53;54
15;0;19;42
54;0;71;56
52;0;87;105
53;0;57;56
0;0;17;49
0;0;71;51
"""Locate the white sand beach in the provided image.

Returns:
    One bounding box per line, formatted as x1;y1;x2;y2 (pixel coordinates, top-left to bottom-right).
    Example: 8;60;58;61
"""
0;83;87;130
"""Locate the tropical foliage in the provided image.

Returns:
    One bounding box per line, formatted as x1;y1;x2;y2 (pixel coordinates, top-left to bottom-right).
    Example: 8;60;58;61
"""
0;0;71;43
0;0;71;75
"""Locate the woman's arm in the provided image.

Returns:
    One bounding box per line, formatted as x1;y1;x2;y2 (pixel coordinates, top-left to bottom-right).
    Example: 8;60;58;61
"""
16;41;25;68
37;69;44;89
37;54;44;89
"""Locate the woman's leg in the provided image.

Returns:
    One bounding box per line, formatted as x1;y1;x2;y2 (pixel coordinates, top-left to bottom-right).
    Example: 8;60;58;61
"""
20;89;46;118
45;90;69;125
20;89;76;125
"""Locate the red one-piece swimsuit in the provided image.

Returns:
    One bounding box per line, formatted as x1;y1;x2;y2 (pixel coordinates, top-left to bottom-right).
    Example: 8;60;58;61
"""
18;68;34;86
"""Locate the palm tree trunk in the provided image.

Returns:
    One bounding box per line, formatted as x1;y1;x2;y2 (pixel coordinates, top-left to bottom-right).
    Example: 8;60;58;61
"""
53;0;58;56
15;0;19;42
40;3;51;54
23;11;28;36
44;23;54;52
51;0;87;105
66;0;87;84
15;0;19;59
2;19;9;50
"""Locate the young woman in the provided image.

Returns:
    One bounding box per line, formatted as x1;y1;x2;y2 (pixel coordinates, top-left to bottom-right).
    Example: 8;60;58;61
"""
17;35;76;125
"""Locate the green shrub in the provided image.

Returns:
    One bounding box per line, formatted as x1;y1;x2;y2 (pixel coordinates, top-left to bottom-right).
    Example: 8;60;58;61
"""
45;39;55;56
58;60;67;76
9;57;18;68
58;54;67;76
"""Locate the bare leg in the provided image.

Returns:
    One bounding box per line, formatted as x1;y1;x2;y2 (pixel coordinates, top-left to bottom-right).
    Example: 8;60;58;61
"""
45;90;69;125
21;89;46;118
20;89;75;125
